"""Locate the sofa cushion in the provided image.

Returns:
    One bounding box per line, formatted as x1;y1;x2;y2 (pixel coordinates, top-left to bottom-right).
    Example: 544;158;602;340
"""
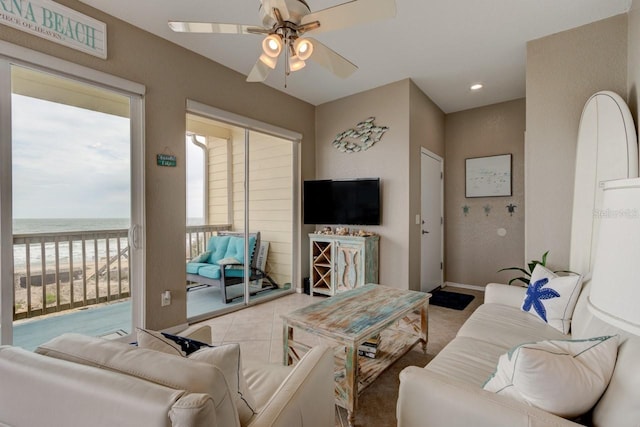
244;358;293;410
206;235;231;261
223;236;256;266
457;303;568;349
521;265;582;334
483;335;618;418
425;336;509;386
198;264;222;279
36;333;241;427
186;261;209;275
136;328;213;356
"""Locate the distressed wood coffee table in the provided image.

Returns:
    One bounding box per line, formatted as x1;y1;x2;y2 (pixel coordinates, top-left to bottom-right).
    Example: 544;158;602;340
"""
281;284;430;426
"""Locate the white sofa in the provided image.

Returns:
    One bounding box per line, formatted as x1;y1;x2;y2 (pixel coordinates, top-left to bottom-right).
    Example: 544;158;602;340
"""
0;327;334;427
397;281;640;426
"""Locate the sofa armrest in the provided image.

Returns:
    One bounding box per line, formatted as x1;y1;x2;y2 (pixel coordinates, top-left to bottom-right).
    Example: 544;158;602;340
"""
0;346;186;427
484;283;527;308
247;345;334;427
169;393;217;427
397;367;581;427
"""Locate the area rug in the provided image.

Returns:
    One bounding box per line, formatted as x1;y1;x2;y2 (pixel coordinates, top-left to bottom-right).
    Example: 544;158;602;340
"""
429;289;475;311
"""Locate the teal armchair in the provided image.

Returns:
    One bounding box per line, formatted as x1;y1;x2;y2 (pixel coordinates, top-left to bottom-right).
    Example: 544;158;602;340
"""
186;232;277;303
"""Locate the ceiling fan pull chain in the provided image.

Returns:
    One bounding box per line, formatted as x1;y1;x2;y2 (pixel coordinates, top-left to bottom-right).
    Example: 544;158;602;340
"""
285;30;291;87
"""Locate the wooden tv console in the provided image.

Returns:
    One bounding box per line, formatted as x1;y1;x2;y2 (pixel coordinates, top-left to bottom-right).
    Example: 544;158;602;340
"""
309;233;379;296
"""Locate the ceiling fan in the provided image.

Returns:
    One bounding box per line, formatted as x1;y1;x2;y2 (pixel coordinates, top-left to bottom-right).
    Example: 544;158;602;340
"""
168;0;396;83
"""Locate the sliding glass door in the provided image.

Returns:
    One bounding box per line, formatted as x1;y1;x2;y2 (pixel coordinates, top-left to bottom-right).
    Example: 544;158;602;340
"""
0;59;144;349
184;102;299;320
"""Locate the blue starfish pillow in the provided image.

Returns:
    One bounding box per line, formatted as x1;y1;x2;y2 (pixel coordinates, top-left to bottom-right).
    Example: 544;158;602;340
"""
521;264;583;334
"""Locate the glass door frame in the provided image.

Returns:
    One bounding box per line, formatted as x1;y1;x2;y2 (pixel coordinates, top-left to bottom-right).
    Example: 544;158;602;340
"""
185;99;301;317
0;41;146;345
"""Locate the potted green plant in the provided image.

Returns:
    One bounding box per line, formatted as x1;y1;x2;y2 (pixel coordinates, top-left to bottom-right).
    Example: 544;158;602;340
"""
498;251;572;286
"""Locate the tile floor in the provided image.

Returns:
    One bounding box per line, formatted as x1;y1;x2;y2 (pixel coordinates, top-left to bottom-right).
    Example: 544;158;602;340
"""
194;291;328;364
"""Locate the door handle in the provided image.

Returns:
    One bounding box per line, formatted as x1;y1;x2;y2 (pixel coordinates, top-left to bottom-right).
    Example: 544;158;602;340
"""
422;230;430;235
129;224;142;250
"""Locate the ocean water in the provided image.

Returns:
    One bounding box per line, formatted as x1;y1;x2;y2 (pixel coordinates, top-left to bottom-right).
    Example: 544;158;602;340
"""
13;218;130;235
12;218;130;271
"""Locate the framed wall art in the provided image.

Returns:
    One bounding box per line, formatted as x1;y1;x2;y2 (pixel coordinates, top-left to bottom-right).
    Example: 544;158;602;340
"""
465;154;512;198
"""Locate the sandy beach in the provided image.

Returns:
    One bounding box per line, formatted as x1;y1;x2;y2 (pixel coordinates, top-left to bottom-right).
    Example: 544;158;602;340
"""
13;259;130;319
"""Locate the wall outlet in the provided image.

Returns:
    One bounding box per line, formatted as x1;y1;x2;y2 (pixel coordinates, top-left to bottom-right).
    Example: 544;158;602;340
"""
161;290;171;307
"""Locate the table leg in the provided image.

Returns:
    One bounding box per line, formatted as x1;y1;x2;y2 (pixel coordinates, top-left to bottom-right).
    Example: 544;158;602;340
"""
283;323;293;366
420;303;429;354
345;344;358;427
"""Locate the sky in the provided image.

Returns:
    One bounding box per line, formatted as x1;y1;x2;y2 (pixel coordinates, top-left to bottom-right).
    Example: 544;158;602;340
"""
186;134;205;223
12;94;131;219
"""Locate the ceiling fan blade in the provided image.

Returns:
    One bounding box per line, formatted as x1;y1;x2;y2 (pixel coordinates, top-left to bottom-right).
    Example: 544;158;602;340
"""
300;0;396;34
306;38;357;78
246;59;272;82
168;21;266;35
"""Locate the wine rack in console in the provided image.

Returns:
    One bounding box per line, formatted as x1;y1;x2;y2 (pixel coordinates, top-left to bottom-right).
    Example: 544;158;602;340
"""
309;233;379;296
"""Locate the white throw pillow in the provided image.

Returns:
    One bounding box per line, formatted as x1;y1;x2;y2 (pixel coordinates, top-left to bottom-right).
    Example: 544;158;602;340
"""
217;257;241;265
522;264;582;333
137;329;257;426
190;251;211;263
483;335;619;418
190;345;257;425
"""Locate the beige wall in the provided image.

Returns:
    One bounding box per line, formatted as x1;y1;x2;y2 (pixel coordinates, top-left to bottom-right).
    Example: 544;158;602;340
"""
0;0;315;330
525;15;628;271
444;99;525;286
231;131;294;287
315;80;410;289
315;79;444;291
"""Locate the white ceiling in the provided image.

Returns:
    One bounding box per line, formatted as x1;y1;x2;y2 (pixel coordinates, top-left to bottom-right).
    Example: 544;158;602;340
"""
78;0;631;113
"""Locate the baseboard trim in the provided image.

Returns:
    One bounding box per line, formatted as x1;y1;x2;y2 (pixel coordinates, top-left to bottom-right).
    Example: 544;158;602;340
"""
444;281;486;292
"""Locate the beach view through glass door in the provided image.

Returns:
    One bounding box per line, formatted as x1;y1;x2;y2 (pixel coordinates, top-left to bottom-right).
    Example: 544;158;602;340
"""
10;66;134;349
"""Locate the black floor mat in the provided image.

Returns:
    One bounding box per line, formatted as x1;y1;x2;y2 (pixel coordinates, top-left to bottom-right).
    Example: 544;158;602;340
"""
429;290;474;310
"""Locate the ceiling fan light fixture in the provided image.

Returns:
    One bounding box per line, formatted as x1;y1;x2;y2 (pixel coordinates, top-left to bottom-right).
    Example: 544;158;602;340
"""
259;53;278;69
262;34;282;58
294;38;314;61
289;55;306;72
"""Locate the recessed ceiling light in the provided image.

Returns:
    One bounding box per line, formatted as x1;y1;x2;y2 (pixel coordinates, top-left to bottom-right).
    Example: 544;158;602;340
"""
470;83;484;91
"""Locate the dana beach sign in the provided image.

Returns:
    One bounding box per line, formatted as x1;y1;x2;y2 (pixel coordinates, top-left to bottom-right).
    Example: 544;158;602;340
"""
0;0;106;58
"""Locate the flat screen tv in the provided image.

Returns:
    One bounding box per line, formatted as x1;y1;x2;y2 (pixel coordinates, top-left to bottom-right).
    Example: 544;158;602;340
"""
303;178;381;225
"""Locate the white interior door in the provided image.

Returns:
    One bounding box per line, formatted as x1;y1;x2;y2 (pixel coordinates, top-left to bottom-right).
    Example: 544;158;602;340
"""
420;149;443;293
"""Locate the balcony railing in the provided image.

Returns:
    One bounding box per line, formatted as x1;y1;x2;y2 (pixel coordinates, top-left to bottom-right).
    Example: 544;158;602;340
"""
13;229;130;321
13;224;231;321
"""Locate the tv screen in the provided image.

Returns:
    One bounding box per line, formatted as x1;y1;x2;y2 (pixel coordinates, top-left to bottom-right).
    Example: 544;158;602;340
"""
303;178;381;225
